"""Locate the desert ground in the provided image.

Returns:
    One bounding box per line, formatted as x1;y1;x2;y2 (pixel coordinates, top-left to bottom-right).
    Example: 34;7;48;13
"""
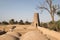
0;25;60;40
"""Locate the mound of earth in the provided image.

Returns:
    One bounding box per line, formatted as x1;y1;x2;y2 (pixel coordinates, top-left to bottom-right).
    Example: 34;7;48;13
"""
20;31;48;40
0;34;19;40
6;31;21;37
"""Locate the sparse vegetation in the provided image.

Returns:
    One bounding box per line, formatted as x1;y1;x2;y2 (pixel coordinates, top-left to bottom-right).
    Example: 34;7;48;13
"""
0;22;1;25
40;20;60;31
48;20;60;31
38;0;60;24
25;21;31;25
15;21;18;24
38;0;60;32
9;19;15;24
0;19;60;31
19;20;24;25
2;21;9;25
0;19;31;25
57;11;60;17
42;23;48;28
55;20;60;31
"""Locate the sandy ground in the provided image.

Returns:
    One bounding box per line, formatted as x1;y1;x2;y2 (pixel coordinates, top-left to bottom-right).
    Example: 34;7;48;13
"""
0;25;60;40
38;27;60;40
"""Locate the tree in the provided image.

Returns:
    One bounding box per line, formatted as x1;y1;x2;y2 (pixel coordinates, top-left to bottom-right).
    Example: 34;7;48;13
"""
0;22;1;25
25;21;31;25
19;20;24;25
42;23;48;28
56;20;60;31
2;21;9;25
9;19;15;24
38;0;60;23
57;11;60;19
14;21;18;24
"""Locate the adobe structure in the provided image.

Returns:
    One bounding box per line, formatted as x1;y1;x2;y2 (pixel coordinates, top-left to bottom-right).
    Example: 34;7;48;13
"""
32;12;40;27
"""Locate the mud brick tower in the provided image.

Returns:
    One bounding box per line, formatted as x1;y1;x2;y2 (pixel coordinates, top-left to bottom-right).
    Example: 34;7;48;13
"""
32;12;40;27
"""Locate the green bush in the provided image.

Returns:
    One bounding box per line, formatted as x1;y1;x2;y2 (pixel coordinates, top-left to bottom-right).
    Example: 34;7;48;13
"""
56;20;60;31
48;20;60;31
14;21;18;24
42;23;48;28
0;22;1;25
40;23;43;27
9;19;15;24
2;21;9;25
19;20;24;25
25;21;31;25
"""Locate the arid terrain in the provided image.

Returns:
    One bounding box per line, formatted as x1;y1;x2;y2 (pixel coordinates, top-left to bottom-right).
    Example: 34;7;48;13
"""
0;25;60;40
0;0;60;40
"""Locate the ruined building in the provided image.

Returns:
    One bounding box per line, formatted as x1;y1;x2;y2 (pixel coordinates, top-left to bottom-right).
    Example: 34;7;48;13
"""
32;12;40;27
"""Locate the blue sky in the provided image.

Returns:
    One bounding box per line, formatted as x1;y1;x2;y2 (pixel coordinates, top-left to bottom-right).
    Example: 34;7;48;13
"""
0;0;60;22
